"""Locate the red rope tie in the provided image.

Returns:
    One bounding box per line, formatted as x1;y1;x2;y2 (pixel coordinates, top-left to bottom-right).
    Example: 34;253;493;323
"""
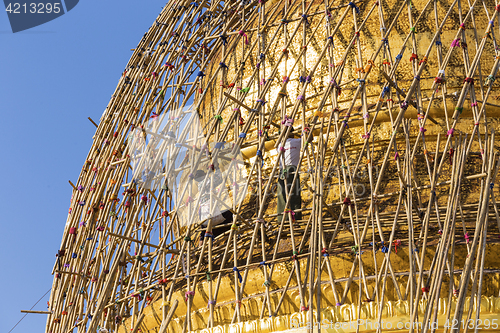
464;77;474;85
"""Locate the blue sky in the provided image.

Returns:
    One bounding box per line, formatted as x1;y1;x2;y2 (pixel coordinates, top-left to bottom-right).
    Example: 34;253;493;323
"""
0;2;164;332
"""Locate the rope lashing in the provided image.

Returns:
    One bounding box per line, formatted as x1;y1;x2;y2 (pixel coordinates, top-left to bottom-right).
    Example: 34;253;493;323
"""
464;232;470;244
238;30;249;44
382;86;391;97
158;278;169;285
409;53;418;62
393;239;401;253
282;115;294;127
451;38;461;47
301;306;309;311
263;280;271;287
356;78;365;86
395;53;403;61
207;300;216;308
362;132;370;139
400;101;409;110
348;2;360;14
204;231;214;240
233;267;243;283
394;152;399;160
434;76;444;84
364;60;374;73
185;291;195;301
284;209;296;221
214;142;225;149
485;75;495;85
422;287;430;293
343;197;351;206
206;270;212;281
213;115;223;123
464;77;474;85
291;250;298;261
219;62;228;69
256;149;264;167
321;248;329;257
197;71;205;77
256;99;266;105
410;26;416;33
240;87;250;93
447;128;454;137
239;132;246;138
301;14;309;25
351;245;359;253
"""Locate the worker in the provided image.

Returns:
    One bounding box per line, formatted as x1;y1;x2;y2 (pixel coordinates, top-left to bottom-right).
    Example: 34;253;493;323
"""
277;128;303;222
193;169;232;245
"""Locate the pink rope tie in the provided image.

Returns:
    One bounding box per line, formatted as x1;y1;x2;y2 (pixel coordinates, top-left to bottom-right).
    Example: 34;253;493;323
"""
451;38;461;47
185;291;195;301
238;30;249;44
281;115;294;127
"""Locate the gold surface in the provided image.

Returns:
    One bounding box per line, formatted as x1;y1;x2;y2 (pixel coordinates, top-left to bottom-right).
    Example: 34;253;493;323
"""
120;244;500;332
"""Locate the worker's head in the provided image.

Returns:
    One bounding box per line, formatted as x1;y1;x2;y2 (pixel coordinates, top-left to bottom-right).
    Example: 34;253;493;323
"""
287;127;295;139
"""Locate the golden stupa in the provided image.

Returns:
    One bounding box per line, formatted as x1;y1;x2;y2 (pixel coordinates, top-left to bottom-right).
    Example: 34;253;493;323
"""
46;0;500;332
